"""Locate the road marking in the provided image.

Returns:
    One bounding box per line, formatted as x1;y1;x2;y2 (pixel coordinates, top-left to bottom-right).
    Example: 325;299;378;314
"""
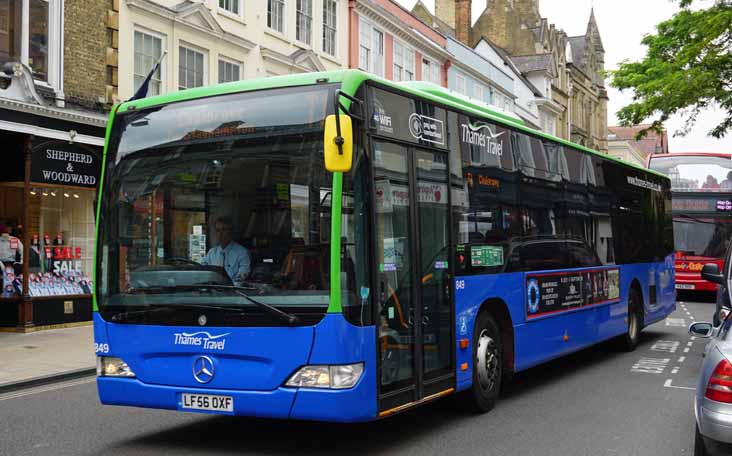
678;356;686;363
666;318;686;327
651;340;680;353
671;367;680;374
691;336;697;341
631;357;669;374
0;377;96;402
684;348;690;353
687;341;693;347
664;378;695;391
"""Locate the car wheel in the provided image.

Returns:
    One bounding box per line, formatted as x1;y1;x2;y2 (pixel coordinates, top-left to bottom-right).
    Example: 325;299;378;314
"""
619;288;643;351
695;424;708;456
456;312;502;413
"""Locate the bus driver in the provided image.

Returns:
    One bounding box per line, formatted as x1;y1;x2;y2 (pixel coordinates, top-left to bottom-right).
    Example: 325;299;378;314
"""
201;216;251;285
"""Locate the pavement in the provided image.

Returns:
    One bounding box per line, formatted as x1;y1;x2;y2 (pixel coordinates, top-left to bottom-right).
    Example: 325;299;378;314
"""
0;325;95;392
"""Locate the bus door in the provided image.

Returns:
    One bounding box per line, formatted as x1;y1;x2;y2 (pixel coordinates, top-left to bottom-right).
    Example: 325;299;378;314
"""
372;140;454;414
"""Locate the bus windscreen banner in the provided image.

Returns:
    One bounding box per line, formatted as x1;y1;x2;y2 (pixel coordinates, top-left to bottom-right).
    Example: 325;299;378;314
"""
526;268;620;319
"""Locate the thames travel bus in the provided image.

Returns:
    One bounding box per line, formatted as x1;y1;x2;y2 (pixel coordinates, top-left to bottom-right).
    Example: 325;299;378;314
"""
94;70;676;421
648;152;732;293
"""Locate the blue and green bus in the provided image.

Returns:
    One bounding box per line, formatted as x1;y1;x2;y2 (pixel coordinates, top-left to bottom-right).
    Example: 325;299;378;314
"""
94;70;675;421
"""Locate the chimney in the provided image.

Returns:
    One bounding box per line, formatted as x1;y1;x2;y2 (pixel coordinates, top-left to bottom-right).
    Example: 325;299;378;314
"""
455;0;471;45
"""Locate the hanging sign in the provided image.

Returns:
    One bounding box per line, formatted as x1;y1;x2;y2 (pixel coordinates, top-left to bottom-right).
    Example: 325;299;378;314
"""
31;141;101;188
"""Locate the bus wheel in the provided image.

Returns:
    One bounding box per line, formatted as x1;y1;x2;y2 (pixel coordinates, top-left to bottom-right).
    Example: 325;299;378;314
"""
620;288;643;351
457;312;502;413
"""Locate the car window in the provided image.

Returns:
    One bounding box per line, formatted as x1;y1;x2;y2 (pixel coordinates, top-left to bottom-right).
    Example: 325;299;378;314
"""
506;241;567;272
566;241;601;268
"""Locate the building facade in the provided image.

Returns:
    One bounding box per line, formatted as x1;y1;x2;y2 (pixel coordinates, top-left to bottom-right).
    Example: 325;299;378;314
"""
413;0;608;150
445;36;515;114
349;0;449;86
0;0;109;330
608;125;670;160
113;0;349;101
607;138;645;167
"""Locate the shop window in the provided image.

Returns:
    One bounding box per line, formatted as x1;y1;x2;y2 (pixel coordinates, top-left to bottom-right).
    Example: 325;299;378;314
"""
0;185;95;297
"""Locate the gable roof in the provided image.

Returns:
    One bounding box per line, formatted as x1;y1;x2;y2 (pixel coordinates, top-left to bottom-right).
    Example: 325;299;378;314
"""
511;54;554;75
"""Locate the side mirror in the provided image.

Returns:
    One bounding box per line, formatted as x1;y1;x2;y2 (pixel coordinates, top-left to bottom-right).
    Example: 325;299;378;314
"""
689;321;714;338
701;263;725;285
323;114;353;173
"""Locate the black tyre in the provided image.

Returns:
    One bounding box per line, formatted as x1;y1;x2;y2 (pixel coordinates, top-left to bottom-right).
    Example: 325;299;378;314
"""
694;424;708;456
619;287;643;351
456;312;502;413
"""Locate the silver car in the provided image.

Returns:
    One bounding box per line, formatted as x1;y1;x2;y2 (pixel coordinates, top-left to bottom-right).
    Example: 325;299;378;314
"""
689;288;732;456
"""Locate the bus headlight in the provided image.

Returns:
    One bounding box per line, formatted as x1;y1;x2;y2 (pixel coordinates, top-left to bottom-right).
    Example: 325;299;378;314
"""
97;356;136;378
285;363;363;389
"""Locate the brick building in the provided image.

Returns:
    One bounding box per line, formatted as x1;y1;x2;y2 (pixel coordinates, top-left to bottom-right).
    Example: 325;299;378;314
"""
0;0;109;331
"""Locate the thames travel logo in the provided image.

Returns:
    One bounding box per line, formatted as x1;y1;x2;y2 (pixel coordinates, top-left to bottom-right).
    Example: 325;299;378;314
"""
461;122;505;156
173;331;230;350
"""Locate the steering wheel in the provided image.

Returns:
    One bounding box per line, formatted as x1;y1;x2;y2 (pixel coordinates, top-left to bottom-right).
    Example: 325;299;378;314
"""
164;257;201;267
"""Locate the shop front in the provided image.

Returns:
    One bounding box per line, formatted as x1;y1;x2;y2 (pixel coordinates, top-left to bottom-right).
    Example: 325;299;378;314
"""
0;109;105;330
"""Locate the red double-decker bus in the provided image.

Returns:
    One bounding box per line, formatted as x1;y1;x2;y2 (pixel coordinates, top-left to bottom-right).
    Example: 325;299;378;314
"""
648;152;732;292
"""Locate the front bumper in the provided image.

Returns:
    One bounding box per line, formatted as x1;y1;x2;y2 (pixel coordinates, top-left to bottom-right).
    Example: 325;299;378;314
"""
97;376;377;423
676;273;717;292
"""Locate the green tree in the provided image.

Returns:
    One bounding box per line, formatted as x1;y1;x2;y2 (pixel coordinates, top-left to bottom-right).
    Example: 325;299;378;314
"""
610;0;732;138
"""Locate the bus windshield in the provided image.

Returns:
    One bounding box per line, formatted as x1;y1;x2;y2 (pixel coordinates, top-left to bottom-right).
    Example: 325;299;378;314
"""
648;154;732;192
96;85;360;326
673;216;732;258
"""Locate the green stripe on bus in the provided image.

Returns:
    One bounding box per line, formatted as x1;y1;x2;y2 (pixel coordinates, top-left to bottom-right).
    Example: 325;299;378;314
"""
328;172;343;314
92;104;121;312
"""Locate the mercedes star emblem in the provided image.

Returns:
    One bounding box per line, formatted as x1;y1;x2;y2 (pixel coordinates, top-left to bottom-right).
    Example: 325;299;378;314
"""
192;355;215;384
198;314;207;326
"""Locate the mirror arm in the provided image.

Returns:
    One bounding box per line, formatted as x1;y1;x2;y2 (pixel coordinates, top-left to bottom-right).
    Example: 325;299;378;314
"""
332;90;364;156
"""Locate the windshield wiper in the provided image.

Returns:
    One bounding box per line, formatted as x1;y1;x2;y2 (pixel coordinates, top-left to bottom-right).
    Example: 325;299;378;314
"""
201;285;300;325
110;303;246;322
125;284;300;324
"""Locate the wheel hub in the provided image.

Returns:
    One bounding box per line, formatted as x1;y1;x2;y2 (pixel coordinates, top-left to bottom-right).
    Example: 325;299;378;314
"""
476;329;499;392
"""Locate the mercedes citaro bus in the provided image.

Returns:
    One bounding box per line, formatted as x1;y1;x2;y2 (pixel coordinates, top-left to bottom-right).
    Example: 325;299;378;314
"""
94;70;675;421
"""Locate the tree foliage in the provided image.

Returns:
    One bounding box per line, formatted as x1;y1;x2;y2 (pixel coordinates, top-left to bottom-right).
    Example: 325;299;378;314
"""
610;0;732;138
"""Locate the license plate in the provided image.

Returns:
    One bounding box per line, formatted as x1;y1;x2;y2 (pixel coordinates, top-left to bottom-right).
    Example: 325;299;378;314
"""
675;284;694;290
181;393;234;412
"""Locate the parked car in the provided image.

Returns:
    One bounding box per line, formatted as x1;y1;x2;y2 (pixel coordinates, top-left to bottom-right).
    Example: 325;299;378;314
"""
688;261;732;455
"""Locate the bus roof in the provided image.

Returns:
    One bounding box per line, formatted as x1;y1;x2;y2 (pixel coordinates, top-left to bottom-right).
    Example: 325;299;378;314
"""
649;152;732;159
115;69;668;179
